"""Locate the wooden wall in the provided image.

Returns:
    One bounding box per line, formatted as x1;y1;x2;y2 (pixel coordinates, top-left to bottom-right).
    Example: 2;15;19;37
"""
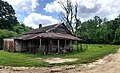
14;40;22;52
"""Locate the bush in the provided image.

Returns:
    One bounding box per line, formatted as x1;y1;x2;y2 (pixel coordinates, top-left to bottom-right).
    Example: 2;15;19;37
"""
0;29;17;49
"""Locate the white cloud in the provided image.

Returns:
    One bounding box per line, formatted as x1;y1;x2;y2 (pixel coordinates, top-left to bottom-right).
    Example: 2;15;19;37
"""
23;13;59;28
44;0;81;13
3;0;39;14
44;0;63;13
44;0;120;21
44;0;82;13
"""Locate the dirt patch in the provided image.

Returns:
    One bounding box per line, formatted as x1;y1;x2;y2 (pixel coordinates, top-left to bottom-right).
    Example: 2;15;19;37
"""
44;58;78;64
34;58;43;60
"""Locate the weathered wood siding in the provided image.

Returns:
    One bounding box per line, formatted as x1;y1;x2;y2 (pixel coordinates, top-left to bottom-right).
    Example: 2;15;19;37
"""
3;39;15;52
50;24;71;34
14;40;22;52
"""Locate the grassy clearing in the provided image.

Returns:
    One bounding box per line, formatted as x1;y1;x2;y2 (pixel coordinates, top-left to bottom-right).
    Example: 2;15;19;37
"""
0;44;119;67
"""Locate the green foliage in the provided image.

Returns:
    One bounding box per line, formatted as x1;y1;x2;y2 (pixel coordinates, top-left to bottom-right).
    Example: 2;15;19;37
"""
13;23;32;34
0;44;118;67
113;26;120;44
0;0;31;34
95;24;114;43
0;0;18;30
0;29;17;48
0;29;17;40
76;15;120;44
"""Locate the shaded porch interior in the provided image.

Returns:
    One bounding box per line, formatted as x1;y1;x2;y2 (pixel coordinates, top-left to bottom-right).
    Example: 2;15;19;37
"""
16;38;73;54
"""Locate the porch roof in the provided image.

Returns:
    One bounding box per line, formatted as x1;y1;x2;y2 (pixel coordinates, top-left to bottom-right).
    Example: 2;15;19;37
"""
15;32;81;41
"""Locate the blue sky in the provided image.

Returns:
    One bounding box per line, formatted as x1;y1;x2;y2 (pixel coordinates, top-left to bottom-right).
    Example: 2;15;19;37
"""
3;0;120;28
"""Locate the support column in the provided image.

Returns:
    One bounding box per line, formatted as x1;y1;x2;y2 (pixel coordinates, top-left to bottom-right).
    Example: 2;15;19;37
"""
39;38;41;52
70;40;73;51
49;39;52;53
3;39;5;50
38;38;41;52
50;39;53;53
29;41;31;53
65;40;66;47
76;41;79;51
57;39;60;53
80;44;82;51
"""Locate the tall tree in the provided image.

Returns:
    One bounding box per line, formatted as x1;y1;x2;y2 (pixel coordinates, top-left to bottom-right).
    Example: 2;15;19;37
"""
0;0;18;30
59;0;79;35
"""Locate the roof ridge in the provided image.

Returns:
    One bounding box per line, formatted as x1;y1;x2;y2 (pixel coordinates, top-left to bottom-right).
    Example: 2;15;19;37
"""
46;23;61;32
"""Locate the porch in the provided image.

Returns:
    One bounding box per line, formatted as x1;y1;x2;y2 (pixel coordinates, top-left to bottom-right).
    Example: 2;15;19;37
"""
18;38;73;54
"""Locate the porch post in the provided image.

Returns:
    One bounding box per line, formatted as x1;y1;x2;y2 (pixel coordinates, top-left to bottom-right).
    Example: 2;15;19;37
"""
3;39;5;50
76;41;79;51
39;38;41;50
65;40;66;47
50;39;52;53
57;39;60;53
64;40;66;52
29;41;31;53
70;40;73;51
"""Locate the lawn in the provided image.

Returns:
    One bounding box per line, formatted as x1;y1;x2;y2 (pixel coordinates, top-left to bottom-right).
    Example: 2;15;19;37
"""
0;44;119;67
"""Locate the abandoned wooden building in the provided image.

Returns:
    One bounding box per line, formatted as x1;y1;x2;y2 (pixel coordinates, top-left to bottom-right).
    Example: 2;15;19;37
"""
3;23;81;54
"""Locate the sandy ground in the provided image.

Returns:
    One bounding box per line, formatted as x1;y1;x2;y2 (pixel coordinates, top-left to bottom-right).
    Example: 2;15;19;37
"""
45;58;78;64
0;48;120;73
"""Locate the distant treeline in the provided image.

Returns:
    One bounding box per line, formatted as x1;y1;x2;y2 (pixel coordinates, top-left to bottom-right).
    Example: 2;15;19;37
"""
76;15;120;44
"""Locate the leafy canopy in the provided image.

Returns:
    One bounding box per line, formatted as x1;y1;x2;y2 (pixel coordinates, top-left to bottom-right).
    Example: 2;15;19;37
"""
0;0;18;30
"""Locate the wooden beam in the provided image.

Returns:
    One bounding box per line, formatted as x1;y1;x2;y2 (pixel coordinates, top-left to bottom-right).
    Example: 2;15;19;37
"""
57;39;60;53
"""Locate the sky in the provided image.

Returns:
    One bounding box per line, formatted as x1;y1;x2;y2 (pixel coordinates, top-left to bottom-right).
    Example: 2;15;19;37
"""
2;0;120;28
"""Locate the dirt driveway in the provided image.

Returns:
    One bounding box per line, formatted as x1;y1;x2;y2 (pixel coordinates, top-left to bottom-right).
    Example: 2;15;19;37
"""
0;48;120;73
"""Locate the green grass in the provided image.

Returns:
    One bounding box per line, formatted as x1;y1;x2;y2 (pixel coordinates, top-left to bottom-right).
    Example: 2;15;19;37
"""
0;44;119;67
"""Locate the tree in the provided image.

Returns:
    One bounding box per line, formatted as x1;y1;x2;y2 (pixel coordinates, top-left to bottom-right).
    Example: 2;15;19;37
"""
75;19;81;36
113;26;120;44
76;16;117;44
59;0;79;35
13;23;32;34
0;29;17;39
95;24;114;44
78;16;102;43
0;0;18;30
93;16;102;27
